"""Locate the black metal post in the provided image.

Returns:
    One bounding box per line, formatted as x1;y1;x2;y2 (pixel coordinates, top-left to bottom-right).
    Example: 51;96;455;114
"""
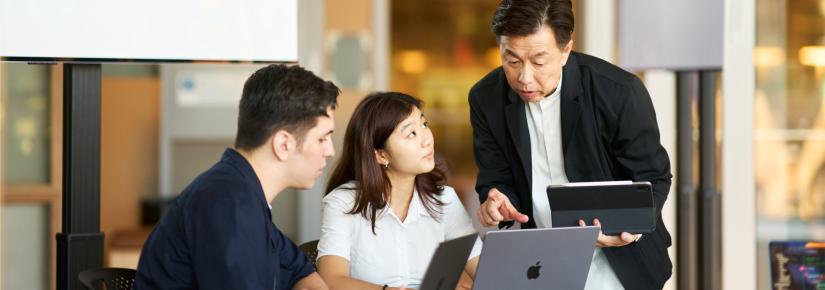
676;71;699;290
56;63;104;290
699;70;721;290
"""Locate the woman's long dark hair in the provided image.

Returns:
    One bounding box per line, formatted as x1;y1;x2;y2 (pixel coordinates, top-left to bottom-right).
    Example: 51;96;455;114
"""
326;92;446;234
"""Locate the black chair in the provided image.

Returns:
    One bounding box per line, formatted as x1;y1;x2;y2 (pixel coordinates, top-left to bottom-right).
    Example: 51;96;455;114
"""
78;267;136;290
298;239;320;268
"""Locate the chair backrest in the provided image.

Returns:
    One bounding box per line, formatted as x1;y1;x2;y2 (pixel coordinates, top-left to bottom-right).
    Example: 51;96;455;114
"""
78;267;136;290
298;239;320;268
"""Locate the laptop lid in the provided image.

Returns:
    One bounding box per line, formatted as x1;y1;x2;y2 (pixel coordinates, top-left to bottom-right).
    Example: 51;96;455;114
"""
472;226;599;290
419;233;479;290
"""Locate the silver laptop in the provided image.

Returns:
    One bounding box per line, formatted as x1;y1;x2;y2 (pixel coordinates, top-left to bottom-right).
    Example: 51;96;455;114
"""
419;233;478;290
472;226;599;290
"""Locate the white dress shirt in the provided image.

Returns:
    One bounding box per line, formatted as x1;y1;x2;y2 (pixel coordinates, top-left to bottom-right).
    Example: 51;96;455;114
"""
524;72;626;290
318;183;481;289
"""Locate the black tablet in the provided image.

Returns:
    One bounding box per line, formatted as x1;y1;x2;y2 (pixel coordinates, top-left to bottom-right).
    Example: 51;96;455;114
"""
547;181;656;235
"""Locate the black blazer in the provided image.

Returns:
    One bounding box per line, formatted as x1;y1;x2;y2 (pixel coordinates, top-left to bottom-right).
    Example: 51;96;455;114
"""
469;51;673;289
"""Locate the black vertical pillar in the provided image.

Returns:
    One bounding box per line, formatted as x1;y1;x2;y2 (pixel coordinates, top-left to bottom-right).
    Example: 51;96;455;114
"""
676;71;699;290
699;70;721;290
678;70;723;290
56;63;104;290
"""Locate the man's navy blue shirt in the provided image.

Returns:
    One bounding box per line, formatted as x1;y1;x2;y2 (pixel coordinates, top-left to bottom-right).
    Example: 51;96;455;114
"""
136;149;314;290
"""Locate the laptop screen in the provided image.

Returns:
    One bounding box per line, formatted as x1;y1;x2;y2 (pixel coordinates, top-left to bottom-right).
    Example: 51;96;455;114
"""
769;241;825;289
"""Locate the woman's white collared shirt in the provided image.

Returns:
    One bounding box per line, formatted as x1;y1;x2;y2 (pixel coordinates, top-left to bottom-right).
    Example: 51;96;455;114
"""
318;183;481;289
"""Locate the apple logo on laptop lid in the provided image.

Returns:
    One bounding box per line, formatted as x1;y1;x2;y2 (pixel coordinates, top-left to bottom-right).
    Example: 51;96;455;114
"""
527;261;542;280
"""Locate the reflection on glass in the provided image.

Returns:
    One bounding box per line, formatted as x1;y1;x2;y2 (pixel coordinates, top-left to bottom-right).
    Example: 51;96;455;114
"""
1;63;51;185
756;0;825;289
1;204;50;290
390;0;501;193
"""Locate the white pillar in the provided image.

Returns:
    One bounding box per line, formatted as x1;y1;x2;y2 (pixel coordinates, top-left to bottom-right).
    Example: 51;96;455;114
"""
643;70;678;290
372;0;390;92
297;0;327;244
722;0;756;288
582;0;616;61
0;62;4;288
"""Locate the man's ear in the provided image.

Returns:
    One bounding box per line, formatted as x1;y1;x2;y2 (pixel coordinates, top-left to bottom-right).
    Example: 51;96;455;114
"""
560;39;573;64
271;130;293;161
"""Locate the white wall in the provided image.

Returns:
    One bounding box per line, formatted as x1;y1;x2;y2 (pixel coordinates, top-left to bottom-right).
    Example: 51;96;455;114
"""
158;64;262;196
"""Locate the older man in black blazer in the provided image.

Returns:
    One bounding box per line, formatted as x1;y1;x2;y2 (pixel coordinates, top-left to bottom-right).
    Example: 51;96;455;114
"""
470;0;673;289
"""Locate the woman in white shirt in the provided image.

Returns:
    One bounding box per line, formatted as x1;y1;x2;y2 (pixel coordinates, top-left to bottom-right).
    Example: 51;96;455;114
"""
317;92;481;290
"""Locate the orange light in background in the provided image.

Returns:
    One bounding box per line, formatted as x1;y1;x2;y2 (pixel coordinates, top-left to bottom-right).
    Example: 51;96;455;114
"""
799;45;825;67
754;46;785;67
396;50;428;74
485;47;501;68
806;242;825;248
820;0;825;17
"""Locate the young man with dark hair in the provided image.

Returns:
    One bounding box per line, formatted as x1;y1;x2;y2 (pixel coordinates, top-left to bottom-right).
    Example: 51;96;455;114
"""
471;0;673;289
136;64;340;290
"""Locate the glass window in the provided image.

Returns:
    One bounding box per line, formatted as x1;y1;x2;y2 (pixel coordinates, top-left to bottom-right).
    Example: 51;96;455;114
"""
1;63;51;185
390;0;501;194
389;0;587;221
755;0;825;289
1;204;51;290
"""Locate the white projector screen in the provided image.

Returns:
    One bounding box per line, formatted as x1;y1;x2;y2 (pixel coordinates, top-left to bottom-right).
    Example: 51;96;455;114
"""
0;0;297;62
